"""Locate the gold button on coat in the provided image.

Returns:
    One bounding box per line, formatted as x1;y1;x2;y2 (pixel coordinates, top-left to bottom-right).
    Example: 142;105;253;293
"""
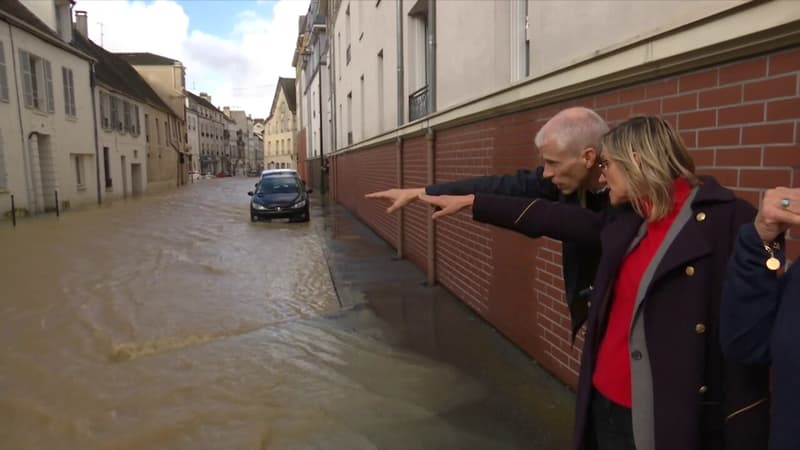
695;323;706;334
698;385;708;394
696;212;707;222
685;266;696;276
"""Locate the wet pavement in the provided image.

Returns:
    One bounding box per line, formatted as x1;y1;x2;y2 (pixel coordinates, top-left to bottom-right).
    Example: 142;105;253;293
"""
0;177;573;450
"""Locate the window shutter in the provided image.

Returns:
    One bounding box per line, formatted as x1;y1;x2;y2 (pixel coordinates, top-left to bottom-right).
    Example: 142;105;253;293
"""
134;105;140;135
67;69;75;116
43;60;54;113
62;67;69;115
19;50;32;108
0;42;8;102
99;92;106;127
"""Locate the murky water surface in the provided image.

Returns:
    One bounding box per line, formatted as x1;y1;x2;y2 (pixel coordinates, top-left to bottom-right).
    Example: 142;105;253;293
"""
0;178;572;449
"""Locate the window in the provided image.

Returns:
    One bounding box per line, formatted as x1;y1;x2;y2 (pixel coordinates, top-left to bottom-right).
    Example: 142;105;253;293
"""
103;147;112;189
99;92;110;129
73;154;85;187
156;118;161;144
133;105;140;136
110;96;119;130
0;41;8;102
145;113;150;142
166;120;171;144
123;100;131;134
0;129;6;190
19;50;54;113
62;67;76;116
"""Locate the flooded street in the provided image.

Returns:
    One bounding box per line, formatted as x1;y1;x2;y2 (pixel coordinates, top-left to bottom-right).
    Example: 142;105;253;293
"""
0;178;573;450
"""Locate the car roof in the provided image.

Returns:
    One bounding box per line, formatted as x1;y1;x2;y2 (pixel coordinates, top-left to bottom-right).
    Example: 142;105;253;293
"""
261;169;297;176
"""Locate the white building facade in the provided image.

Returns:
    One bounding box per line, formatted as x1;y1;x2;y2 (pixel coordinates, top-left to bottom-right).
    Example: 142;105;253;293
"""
0;0;97;216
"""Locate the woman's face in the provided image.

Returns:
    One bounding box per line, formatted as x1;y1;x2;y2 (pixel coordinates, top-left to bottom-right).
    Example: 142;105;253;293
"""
598;154;630;205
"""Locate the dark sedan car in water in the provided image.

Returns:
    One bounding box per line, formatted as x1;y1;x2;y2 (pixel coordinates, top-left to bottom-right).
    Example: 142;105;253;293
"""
248;174;311;222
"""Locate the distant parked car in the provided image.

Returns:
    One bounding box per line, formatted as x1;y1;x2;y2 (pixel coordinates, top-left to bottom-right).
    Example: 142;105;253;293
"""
188;170;201;180
248;172;312;222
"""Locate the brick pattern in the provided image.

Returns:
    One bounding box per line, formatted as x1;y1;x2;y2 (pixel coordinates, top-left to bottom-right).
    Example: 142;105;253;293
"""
332;46;800;387
402;137;429;272
435;124;496;314
336;145;399;247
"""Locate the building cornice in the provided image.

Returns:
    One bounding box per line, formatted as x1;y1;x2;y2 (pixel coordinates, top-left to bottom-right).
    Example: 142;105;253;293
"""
336;0;800;153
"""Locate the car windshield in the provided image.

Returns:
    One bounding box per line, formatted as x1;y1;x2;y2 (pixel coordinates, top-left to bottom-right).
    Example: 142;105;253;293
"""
257;176;299;194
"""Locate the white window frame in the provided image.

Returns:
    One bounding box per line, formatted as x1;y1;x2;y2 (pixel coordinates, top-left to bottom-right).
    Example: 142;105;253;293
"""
0;129;7;190
19;50;54;113
123;100;131;134
62;66;76;116
73;154;84;188
110;96;120;131
133;104;140;136
0;41;9;102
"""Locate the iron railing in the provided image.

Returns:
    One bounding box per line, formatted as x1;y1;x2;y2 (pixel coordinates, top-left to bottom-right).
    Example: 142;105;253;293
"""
408;85;429;121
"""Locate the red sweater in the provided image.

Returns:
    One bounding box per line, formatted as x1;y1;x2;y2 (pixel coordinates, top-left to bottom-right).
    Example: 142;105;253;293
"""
592;178;692;407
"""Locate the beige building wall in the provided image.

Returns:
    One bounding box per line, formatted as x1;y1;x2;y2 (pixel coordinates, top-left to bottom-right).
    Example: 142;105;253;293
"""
330;0;749;151
0;23;96;215
96;87;148;200
264;90;296;169
185;109;199;172
332;0;398;145
529;1;744;78
129;63;189;183
142;105;180;193
434;0;511;110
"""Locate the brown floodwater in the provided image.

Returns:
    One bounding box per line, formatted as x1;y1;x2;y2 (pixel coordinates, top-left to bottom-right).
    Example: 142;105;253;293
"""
0;178;573;450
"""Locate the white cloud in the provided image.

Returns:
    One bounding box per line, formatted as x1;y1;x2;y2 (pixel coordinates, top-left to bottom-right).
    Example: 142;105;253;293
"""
74;0;309;119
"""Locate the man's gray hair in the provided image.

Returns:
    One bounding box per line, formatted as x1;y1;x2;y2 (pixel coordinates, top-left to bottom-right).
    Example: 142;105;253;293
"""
534;107;609;155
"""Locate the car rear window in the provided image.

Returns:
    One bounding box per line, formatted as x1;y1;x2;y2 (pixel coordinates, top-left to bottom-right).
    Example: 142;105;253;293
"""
257;176;299;194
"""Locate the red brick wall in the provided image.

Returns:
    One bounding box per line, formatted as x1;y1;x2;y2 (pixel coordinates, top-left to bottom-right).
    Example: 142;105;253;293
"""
331;46;800;387
402;137;429;273
336;144;399;248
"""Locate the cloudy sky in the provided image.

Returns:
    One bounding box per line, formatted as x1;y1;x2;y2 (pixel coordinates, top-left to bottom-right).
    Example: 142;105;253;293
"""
73;0;310;119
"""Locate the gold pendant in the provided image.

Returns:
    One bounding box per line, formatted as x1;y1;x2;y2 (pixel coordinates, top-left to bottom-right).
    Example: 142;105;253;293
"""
766;257;781;271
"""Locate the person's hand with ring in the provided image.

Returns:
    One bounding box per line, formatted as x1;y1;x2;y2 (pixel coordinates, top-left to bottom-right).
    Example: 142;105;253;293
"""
754;187;800;242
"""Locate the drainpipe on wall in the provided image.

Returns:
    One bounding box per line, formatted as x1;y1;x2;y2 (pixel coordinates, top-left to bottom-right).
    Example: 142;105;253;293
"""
7;23;34;211
396;0;404;126
89;62;102;204
318;55;325;195
426;0;436;115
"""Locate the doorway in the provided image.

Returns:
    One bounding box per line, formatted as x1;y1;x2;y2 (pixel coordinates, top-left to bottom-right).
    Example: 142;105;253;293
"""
121;155;128;198
131;163;143;196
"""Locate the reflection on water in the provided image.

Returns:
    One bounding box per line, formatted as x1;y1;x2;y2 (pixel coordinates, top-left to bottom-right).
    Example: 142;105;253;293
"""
0;178;572;449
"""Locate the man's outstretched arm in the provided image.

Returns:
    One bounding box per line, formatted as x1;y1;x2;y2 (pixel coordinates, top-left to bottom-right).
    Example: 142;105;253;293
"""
365;167;557;214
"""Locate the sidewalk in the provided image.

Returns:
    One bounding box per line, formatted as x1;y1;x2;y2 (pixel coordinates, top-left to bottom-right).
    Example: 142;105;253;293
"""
314;196;575;449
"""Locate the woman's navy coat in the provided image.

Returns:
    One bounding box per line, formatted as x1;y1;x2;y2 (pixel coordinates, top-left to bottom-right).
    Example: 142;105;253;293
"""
721;223;800;450
473;177;770;450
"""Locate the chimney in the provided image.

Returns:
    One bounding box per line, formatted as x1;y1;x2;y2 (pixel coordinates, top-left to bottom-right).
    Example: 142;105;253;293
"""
223;106;231;117
74;10;88;38
200;92;212;103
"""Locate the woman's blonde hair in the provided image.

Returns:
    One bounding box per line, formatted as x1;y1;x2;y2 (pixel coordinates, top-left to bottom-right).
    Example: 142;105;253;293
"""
601;116;698;221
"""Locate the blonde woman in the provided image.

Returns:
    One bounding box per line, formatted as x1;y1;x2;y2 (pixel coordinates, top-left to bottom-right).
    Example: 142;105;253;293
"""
419;116;769;450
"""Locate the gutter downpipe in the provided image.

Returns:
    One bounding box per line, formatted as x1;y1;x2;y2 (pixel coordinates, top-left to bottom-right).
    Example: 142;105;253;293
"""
426;0;436;115
89;62;102;204
7;23;33;212
318;47;325;195
396;0;404;126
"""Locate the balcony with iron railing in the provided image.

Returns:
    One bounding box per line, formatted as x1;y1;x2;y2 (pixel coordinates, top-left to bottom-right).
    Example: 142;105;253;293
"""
408;85;429;122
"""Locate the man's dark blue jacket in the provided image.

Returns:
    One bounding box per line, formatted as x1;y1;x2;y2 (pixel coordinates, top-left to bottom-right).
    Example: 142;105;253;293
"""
426;167;609;337
721;223;800;450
